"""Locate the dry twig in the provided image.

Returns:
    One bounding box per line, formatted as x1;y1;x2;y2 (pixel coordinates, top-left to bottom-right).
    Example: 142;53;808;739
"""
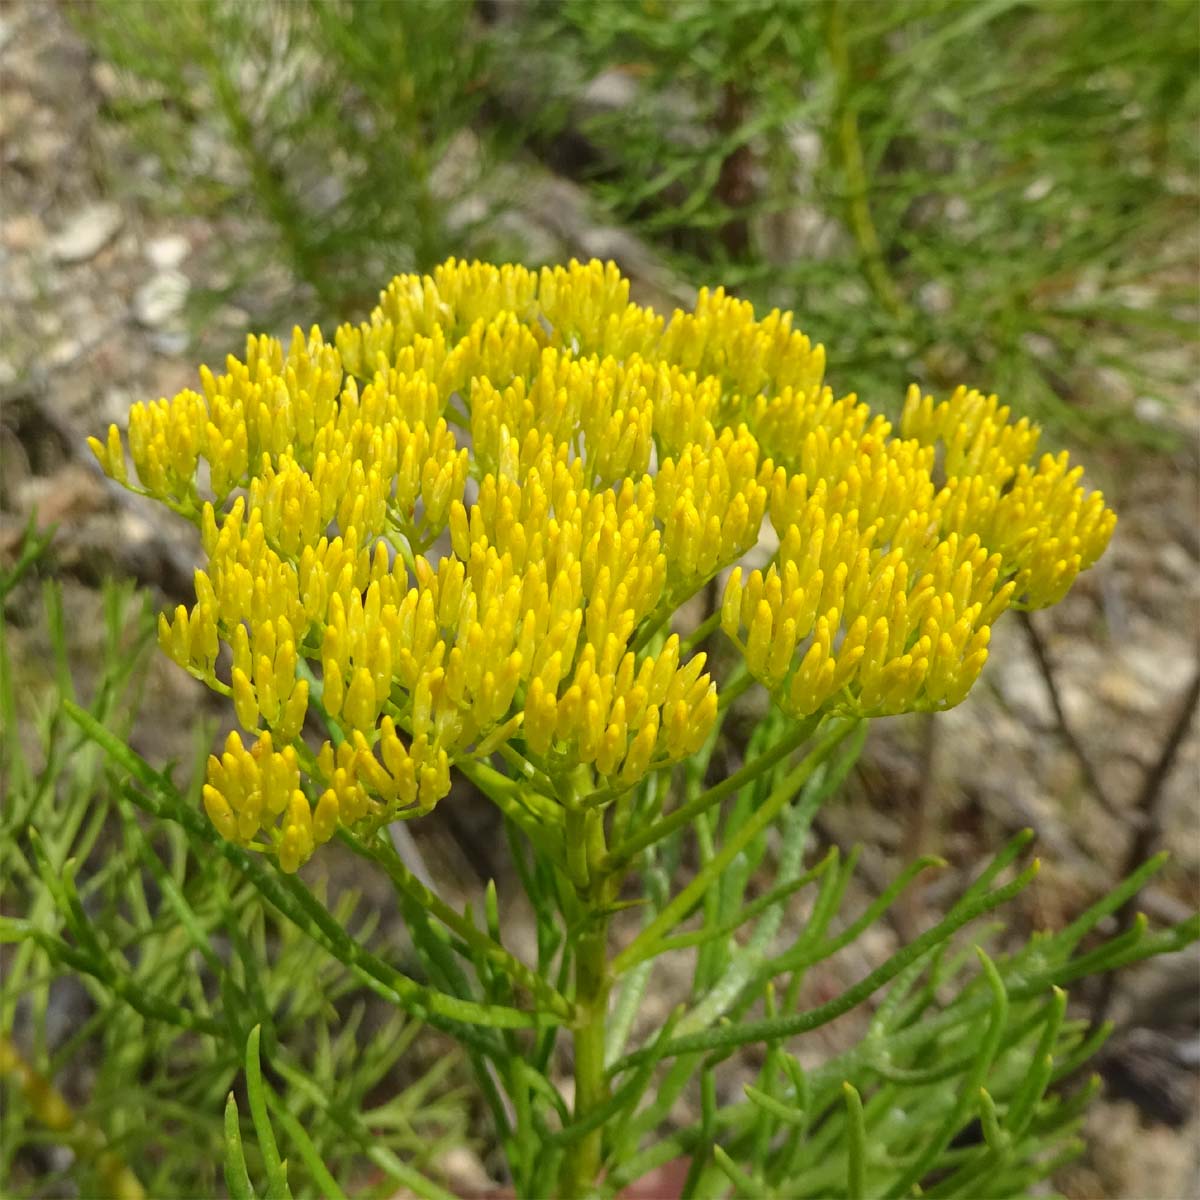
1019;610;1122;817
1090;661;1200;1027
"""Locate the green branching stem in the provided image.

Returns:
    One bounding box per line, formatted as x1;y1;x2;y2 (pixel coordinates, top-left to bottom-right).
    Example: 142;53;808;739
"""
843;1082;866;1200
244;1026;291;1199
342;827;574;1020
609;860;1039;1074
883;949;1009;1198
639;849;838;966
62;701;552;1041
564;918;611;1198
601;714;830;874
223;1093;254;1200
611;721;857;975
454;755;566;861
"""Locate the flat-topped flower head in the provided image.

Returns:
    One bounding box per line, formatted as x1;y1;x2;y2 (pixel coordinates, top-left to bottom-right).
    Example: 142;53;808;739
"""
92;258;1115;871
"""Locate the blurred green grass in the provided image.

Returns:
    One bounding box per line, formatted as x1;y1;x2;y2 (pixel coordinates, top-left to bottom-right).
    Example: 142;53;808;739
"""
74;0;1197;449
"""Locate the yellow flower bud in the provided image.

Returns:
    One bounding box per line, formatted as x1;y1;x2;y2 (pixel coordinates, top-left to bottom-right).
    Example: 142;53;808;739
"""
231;668;258;732
524;677;557;756
276;678;309;742
745;600;773;677
323;659;345;719
313;789;339;843
721;567;744;638
202;785;238;842
277;827;304;874
419;749;451;810
342;666;377;733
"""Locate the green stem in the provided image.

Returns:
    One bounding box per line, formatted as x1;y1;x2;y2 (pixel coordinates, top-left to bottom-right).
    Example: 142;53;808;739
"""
609;860;1039;1074
343;828;574;1020
563;920;611;1199
601;715;825;873
561;798;619;1198
716;666;755;712
611;722;853;975
680;609;722;656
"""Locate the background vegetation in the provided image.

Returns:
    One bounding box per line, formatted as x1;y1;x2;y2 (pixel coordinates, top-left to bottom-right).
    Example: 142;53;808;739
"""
72;0;1199;444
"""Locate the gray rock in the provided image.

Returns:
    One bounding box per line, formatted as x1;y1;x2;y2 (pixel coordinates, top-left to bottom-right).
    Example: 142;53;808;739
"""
579;69;639;116
133;270;189;328
49;203;123;263
917;279;953;316
1159;541;1198;584
145;234;190;270
991;647;1056;727
1095;665;1158;716
46;336;83;370
2;213;46;252
149;329;190;355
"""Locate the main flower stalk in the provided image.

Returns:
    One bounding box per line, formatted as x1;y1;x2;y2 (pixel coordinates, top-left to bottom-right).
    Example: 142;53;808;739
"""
567;916;611;1198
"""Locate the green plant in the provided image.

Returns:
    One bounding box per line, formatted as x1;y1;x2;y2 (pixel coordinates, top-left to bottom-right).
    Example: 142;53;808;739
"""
45;256;1194;1199
1;562;471;1198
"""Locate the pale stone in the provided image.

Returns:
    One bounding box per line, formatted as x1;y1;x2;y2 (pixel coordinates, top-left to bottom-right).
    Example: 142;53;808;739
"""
49;203;123;263
145;234;190;270
133;270;189;327
2;213;45;252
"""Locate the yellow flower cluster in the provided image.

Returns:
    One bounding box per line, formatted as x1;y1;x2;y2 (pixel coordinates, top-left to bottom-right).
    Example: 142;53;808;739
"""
91;258;1114;870
717;377;1114;718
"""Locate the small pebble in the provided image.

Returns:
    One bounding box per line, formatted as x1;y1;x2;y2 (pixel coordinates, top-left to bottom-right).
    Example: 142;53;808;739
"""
145;234;190;270
2;213;45;252
134;270;189;327
49;203;123;264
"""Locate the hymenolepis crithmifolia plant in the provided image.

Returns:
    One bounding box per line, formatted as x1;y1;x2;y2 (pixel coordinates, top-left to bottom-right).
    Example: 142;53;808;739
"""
80;259;1195;1198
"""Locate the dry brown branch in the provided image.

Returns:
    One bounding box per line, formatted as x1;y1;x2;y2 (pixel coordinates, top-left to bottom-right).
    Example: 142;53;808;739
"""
1019;610;1123;818
1091;661;1200;1027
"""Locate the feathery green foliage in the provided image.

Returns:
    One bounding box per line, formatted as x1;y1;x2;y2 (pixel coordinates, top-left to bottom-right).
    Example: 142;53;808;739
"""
73;0;506;316
3;544;1197;1195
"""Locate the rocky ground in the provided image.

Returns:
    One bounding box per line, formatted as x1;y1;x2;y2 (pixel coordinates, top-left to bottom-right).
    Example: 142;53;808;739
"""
2;2;1198;1197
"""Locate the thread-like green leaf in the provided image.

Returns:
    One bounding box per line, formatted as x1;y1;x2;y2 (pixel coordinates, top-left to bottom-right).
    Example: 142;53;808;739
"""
603;714;828;871
883;947;1009;1199
224;1092;256;1200
844;1082;866;1200
1053;853;1169;952
711;1144;763;1197
612;721;857;975
1007;988;1067;1136
345;828;572;1019
245;1026;291;1199
978;1087;1007;1153
263;1089;347;1200
611;861;1038;1073
66;700;556;1038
